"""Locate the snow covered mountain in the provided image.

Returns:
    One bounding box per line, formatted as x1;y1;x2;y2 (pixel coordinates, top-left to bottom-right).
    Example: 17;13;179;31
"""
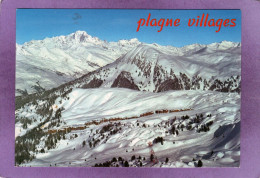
16;31;141;96
16;31;240;96
66;41;241;93
15;33;241;167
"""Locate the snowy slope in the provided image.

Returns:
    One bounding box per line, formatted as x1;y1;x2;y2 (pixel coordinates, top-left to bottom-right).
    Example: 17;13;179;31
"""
16;31;140;95
69;42;241;93
17;88;240;167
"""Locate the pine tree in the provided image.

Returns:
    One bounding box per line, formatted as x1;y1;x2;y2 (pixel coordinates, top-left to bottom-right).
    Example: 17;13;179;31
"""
198;160;203;167
124;161;129;167
118;157;123;162
112;157;117;162
150;154;154;161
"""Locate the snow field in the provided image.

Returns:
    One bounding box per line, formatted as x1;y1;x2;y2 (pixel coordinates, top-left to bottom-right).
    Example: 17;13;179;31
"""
21;88;240;167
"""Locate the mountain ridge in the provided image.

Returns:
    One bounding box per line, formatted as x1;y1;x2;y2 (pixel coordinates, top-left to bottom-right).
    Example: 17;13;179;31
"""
16;31;141;96
16;30;240;97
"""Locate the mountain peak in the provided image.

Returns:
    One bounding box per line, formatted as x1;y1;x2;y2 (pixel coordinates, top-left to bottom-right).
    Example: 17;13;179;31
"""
129;38;139;43
69;30;91;42
74;30;88;36
117;38;140;46
118;44;161;64
207;41;240;49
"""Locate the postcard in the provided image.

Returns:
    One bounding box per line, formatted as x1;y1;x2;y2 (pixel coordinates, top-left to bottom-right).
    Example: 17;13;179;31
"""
15;9;241;168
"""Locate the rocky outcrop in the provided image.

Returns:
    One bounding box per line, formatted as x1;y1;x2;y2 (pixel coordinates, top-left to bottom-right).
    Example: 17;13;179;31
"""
82;78;103;89
111;71;139;91
157;78;183;92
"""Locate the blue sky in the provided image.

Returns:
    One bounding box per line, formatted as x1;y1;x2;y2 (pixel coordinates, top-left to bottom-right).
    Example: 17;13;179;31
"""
16;9;241;47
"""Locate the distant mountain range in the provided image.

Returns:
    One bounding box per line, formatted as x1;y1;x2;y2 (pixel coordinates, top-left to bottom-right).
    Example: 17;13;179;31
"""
16;30;241;96
16;31;140;95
